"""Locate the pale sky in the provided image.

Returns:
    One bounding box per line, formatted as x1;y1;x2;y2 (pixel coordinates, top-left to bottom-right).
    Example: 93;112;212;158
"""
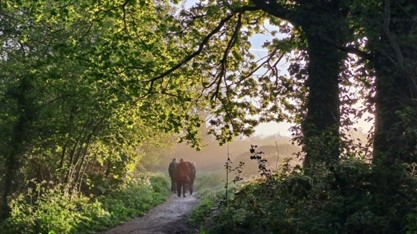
254;118;373;137
254;121;293;137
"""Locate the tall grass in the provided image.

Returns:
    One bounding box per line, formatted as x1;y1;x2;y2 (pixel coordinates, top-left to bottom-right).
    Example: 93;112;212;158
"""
193;170;227;197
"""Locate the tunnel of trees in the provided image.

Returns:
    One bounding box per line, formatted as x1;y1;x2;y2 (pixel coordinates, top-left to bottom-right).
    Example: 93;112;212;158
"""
0;0;416;233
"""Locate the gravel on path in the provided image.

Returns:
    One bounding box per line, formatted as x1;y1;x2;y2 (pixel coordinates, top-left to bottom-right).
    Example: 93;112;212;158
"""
97;193;199;234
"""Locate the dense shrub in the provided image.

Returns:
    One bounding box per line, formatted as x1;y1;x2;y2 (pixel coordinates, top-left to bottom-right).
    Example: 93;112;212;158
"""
189;191;221;225
100;175;170;225
0;173;171;234
0;181;110;234
199;157;417;234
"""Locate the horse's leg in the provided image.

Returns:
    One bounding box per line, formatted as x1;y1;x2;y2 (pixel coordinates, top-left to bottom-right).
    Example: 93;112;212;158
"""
170;177;175;192
189;182;193;195
177;181;181;197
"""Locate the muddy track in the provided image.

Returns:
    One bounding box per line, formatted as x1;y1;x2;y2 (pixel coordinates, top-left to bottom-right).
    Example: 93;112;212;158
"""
97;193;199;234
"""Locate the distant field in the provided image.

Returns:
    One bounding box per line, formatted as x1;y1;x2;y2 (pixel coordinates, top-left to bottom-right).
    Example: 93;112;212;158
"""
155;130;368;190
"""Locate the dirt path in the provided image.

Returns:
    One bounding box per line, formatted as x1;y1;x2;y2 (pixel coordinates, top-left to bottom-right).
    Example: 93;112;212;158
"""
97;193;199;234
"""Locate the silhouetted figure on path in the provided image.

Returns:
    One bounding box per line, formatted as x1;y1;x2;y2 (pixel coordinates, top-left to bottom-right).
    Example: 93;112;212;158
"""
168;158;177;193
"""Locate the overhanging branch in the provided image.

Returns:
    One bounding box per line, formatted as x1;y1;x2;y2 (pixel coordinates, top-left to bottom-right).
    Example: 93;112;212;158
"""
146;5;259;94
211;13;243;102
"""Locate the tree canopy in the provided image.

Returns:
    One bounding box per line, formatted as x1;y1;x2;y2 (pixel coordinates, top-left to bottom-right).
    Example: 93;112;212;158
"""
1;0;417;231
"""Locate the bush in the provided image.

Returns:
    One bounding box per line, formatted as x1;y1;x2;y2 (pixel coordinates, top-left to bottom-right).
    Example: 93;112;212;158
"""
1;181;110;234
0;173;171;234
197;154;417;234
189;191;219;225
149;172;171;195
97;174;170;228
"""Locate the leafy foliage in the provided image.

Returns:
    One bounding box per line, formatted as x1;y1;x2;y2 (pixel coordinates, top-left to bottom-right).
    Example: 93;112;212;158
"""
0;0;205;218
197;150;417;234
0;173;170;233
1;181;109;234
1;0;417;232
101;180;163;226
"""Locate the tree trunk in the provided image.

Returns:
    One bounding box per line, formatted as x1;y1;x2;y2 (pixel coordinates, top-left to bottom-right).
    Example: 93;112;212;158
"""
372;61;416;166
296;2;348;173
301;33;344;173
1;75;35;219
367;0;417;230
251;0;349;174
372;0;417;167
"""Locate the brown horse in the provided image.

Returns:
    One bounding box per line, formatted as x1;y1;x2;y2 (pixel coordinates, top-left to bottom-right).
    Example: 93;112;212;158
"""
174;159;196;197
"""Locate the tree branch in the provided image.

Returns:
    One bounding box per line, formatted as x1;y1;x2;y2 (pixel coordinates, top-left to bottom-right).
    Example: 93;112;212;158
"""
383;0;405;70
211;13;243;101
317;31;372;59
251;0;293;21
146;5;259;94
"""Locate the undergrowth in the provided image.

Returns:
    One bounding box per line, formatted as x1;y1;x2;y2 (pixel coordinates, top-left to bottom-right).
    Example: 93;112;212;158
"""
0;173;171;234
190;146;417;234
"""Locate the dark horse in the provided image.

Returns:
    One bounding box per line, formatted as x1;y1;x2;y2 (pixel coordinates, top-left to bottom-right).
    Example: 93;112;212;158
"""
168;158;177;192
186;161;196;195
171;159;196;197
